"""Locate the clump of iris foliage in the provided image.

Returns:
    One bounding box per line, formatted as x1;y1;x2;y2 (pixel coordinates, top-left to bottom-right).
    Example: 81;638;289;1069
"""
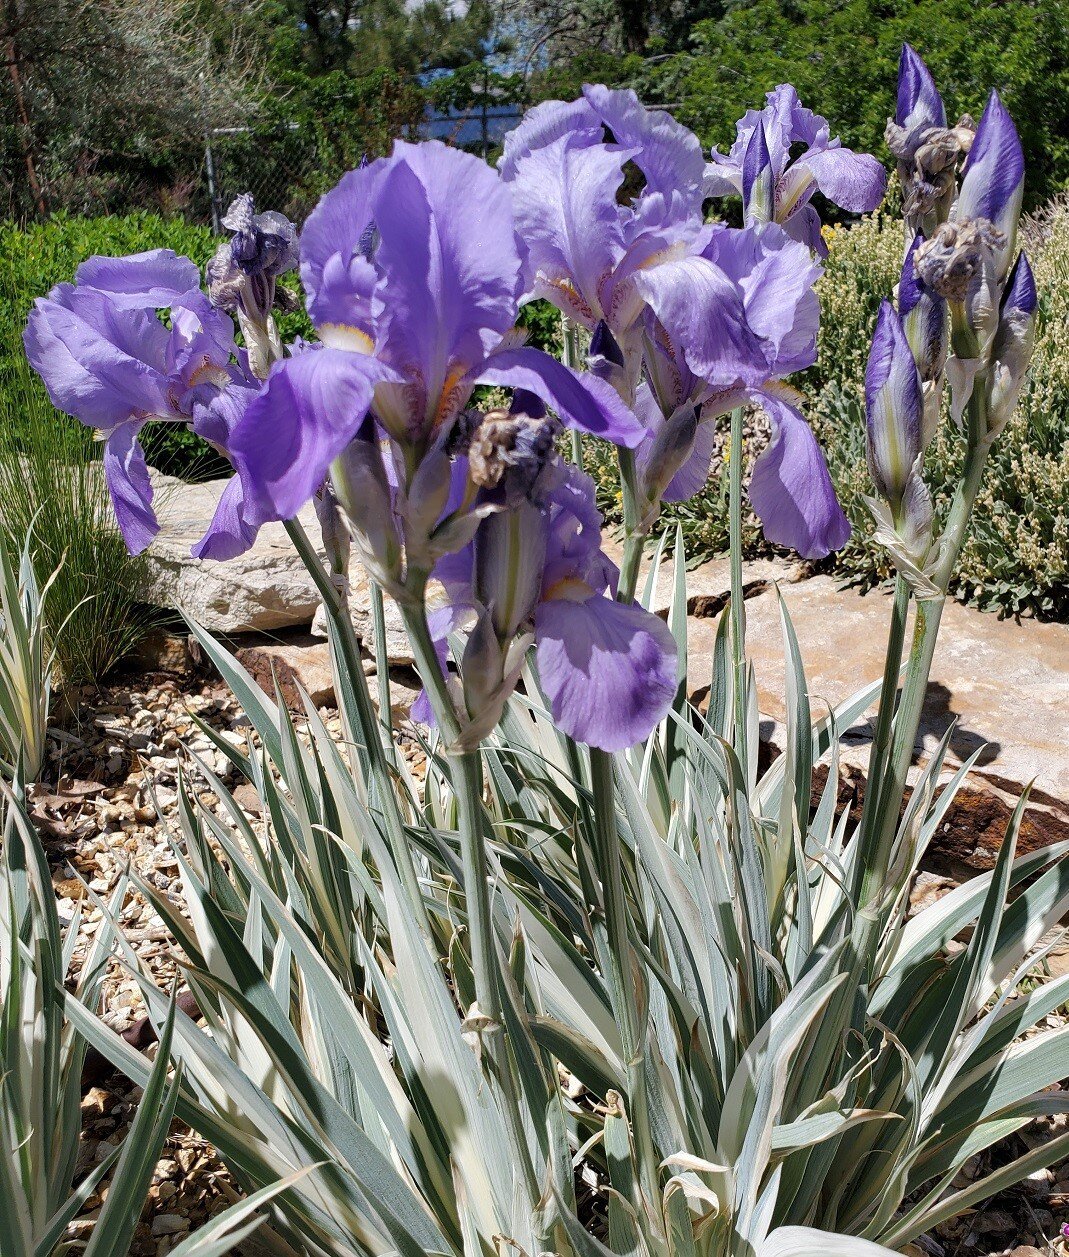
20;45;1069;1257
0;777;301;1255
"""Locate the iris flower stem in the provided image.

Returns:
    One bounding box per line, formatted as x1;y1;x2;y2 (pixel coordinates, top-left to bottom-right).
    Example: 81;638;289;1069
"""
395;596;499;1012
728;405;748;780
855;382;993;950
283;519;430;935
849;575;910;902
370;581;393;739
398;594;542;1206
560;315;585;467
590;446;665;1237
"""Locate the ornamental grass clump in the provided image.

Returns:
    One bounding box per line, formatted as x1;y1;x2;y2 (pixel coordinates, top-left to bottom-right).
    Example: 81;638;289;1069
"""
29;46;1069;1255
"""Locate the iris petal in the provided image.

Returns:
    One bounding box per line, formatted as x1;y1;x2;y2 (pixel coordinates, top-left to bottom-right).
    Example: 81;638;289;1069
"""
534;594;677;751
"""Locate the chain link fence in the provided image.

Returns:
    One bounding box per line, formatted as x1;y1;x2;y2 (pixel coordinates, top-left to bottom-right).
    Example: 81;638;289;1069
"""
203;103;522;228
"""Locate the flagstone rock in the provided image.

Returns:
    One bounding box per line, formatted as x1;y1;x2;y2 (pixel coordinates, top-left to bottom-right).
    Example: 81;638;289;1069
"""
676;557;1069;866
143;473;325;633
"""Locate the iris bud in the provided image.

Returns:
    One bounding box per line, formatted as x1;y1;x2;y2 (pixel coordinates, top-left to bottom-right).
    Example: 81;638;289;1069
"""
956;91;1025;283
741;122;774;226
474;501;547;642
988;251;1038;441
331;416;403;589
641;405;699;504
899;236;948;448
865;301;923;511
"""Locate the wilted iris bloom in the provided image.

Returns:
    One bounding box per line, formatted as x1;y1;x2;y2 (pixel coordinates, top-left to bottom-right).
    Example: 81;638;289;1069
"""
708;84;886;253
636;223;850;559
230;140;642;529
501;86;720;390
886;45;975;238
24;250;249;555
421;408;677;751
207;193;299;378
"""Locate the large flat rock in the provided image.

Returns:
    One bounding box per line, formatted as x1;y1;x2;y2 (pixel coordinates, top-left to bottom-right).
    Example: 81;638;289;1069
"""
145;473;326;632
145;472;411;652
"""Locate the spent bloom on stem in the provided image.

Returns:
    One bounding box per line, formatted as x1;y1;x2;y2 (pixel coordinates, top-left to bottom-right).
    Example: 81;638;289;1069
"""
229;140;642;535
708;84;886;252
886;44;975;238
207;193;299;378
23;249;250;555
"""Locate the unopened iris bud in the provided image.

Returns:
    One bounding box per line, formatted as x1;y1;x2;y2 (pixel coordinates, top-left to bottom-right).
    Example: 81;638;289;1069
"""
956;91;1025;282
331;415;403;589
641;405;698;504
742;122;774;226
588;320;627;395
988;250;1037;441
900;236;948;382
865;301;924;511
474;501;547;641
899;236;948;448
895;43;946;135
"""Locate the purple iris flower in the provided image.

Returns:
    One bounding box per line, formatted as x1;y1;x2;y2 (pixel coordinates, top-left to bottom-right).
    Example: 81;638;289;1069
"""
424;444;677;751
708;84;887;253
637;223;849;558
24;251;245;554
229;140;642;528
501;86;717;375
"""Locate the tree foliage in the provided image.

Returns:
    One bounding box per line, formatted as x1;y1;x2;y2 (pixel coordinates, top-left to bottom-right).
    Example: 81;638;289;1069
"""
525;0;1069;208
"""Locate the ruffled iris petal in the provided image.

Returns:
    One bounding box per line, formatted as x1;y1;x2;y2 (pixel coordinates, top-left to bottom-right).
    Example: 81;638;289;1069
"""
73;249;202;308
475;345;646;448
534;594;677;751
103;422;158;555
191;476;260;561
747;391;850;559
229;348;401;526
